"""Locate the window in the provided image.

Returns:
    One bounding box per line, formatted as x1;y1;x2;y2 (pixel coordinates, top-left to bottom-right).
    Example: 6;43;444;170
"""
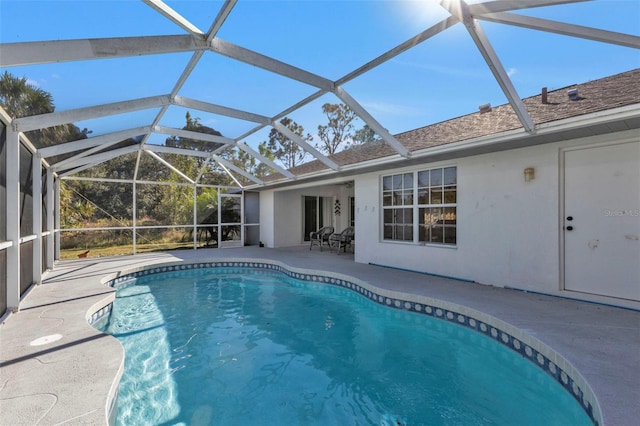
382;173;414;241
382;167;456;245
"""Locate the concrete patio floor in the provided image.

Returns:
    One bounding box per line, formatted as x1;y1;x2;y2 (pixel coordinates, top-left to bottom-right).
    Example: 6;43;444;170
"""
0;246;638;425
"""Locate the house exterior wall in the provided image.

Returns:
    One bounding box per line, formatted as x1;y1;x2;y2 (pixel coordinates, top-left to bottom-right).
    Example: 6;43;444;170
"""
274;190;303;247
352;130;638;303
355;143;559;291
259;129;638;307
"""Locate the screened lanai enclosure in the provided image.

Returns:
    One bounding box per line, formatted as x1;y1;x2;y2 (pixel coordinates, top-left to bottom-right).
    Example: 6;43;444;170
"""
1;0;639;317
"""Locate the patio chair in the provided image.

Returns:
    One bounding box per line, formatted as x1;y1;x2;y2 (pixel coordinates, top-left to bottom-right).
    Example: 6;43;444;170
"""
328;226;354;254
309;226;334;251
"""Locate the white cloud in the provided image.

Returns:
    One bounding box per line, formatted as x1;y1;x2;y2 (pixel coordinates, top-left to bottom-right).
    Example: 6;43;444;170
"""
507;67;518;77
26;79;39;87
391;59;485;78
360;100;423;117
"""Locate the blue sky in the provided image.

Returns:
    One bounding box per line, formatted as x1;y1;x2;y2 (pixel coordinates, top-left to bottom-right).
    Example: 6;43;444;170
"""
1;0;639;152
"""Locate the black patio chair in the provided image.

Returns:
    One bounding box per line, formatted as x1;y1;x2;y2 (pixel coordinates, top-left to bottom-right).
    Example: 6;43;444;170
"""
328;226;355;254
309;226;334;251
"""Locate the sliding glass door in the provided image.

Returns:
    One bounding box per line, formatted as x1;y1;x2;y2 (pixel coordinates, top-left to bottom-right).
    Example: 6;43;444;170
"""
302;196;333;242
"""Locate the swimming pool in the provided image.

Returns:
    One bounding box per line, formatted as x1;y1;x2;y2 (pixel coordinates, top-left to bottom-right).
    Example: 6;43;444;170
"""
99;263;593;425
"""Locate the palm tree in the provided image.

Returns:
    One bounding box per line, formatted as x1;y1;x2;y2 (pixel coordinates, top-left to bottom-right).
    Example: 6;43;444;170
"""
0;71;89;148
0;71;54;117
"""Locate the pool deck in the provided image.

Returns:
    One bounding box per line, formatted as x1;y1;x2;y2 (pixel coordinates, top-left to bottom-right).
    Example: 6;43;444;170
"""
0;246;638;425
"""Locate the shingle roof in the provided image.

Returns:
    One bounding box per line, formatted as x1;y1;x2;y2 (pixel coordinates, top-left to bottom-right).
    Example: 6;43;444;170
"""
266;68;640;181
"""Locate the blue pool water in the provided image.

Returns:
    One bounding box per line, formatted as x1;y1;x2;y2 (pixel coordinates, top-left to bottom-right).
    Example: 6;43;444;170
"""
102;268;591;425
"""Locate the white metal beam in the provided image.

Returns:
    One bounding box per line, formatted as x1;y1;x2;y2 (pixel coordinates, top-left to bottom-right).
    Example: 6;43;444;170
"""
54;178;60;260
54;145;141;172
478;12;640;49
52;139;139;172
335;0;577;89
145;150;195;183
440;0;535;133
467;0;589;15
143;144;212;158
139;50;205;147
138;1;237;148
142;0;204;36
333;86;410;158
38;126;151;158
236;142;295;179
173;96;271;124
215;161;243;187
0;35;207;67
212;155;264;185
13;95;171;133
154;124;236;145
133;144;143;182
337;16;458;86
206;0;238;43
62;176;134;184
46;167;54;269
273;89;329;123
6;129;20;312
271;120;340;171
209;37;334;91
140;105;170;148
133;174;138;254
32;154;42;284
213;142;234;155
234;89;327;142
58;163;97;179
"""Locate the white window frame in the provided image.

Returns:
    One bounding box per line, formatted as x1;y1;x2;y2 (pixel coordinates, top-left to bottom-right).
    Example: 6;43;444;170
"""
381;166;457;246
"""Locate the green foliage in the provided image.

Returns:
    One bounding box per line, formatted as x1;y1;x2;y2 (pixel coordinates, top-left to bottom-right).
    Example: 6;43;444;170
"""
317;103;357;155
0;71;53;116
155;185;193;225
195;187;219;224
264;117;310;169
353;124;381;145
166;111;222;152
254;142;275;177
59;181;97;228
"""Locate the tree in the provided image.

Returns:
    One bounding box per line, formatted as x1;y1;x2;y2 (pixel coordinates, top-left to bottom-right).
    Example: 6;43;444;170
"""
166;111;223;152
222;142;275;181
0;70;53;117
353;124;381;145
264;117;310;169
317;103;357;155
164;112;229;183
256;141;275;177
0;71;90;148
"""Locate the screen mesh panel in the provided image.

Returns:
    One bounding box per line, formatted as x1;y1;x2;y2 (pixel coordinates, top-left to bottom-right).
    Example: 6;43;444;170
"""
20;240;34;295
19;143;33;238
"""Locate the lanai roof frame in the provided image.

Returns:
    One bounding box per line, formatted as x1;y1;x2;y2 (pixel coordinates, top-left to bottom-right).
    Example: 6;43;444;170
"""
0;0;637;188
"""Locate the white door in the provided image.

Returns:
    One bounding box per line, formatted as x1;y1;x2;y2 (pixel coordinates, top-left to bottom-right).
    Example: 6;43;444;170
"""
563;141;640;301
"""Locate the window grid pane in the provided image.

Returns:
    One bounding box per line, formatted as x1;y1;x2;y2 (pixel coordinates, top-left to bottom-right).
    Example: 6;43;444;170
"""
383;168;455;244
